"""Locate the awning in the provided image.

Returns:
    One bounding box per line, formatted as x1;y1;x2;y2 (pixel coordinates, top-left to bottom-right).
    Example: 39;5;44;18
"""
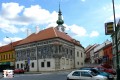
0;62;10;65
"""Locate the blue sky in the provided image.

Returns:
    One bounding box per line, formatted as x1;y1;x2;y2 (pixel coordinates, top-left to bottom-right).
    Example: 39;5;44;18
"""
0;0;120;48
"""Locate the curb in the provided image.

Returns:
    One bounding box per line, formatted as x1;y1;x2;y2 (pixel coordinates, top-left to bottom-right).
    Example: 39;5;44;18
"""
24;69;75;74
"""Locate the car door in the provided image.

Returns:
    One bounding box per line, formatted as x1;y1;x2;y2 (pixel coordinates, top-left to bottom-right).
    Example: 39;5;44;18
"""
80;71;95;80
71;71;80;79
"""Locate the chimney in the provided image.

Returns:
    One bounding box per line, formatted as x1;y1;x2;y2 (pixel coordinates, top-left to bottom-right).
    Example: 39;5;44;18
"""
36;26;40;34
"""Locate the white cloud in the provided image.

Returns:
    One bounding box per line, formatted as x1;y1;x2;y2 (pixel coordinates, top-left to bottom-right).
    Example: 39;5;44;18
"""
20;27;28;32
3;37;22;44
69;24;87;37
0;23;19;33
46;23;57;28
0;37;22;47
66;24;99;38
0;2;58;34
0;42;6;46
1;2;24;19
23;5;58;24
89;31;99;37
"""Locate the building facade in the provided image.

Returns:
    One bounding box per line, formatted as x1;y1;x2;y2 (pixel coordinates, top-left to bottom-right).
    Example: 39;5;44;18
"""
0;41;21;71
15;28;84;71
15;6;85;72
85;40;112;65
103;43;113;64
111;20;120;69
85;44;99;64
94;40;112;64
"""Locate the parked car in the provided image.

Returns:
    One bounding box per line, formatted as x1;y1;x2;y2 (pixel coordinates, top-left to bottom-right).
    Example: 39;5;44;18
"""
14;68;25;74
96;66;116;75
67;70;108;80
79;67;114;80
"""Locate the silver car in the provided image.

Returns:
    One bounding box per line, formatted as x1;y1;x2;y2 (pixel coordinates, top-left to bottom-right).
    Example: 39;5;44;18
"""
67;70;108;80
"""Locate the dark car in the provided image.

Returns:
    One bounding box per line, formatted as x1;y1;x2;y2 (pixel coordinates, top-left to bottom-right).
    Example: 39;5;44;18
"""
79;67;114;80
96;66;116;75
14;68;25;74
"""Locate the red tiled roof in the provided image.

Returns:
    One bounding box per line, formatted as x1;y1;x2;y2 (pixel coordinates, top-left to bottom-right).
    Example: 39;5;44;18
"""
18;27;72;45
0;44;11;53
17;27;83;47
0;40;22;53
17;27;82;47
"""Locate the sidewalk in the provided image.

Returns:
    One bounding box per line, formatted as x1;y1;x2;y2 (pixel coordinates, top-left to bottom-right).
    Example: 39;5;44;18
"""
84;63;99;67
24;69;75;74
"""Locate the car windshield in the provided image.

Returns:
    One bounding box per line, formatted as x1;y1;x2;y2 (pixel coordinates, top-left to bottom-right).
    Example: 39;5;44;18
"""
91;69;100;74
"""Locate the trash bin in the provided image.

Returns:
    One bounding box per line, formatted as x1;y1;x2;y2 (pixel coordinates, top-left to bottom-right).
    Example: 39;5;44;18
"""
3;70;14;78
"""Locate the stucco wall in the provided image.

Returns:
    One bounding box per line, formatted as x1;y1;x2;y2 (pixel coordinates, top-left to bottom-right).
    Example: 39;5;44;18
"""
75;45;84;68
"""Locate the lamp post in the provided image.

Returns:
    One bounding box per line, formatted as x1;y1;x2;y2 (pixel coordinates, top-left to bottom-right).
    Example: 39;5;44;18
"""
6;36;12;50
112;0;120;80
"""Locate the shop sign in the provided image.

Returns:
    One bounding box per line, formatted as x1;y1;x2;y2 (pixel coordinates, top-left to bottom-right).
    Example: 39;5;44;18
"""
105;22;114;35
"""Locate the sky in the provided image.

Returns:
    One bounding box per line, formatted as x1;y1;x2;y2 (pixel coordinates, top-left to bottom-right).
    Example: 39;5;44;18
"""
0;0;120;48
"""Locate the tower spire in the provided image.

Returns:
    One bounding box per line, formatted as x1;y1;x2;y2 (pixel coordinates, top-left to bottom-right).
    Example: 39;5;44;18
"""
56;2;65;32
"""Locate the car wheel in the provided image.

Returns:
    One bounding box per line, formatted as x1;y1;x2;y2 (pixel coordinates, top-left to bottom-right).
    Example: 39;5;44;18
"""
67;78;71;80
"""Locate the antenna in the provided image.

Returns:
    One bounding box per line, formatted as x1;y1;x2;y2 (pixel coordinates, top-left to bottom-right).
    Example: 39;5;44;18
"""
27;28;31;37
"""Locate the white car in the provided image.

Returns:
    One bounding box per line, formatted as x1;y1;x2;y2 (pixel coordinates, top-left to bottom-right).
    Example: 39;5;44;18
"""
67;70;108;80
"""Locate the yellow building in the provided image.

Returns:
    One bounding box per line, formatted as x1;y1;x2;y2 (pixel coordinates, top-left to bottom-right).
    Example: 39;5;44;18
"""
0;40;21;72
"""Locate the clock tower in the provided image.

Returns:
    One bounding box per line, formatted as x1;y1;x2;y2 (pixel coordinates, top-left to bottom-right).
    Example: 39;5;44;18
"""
56;3;65;32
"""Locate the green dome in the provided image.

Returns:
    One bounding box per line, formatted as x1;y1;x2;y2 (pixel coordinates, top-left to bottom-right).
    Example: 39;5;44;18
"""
56;19;64;25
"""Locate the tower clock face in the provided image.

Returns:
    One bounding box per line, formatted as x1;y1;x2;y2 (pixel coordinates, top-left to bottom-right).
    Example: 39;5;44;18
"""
58;26;64;32
59;26;62;32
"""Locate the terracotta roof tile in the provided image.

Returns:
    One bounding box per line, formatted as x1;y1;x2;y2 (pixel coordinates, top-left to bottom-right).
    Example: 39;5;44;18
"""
0;40;21;53
17;27;83;47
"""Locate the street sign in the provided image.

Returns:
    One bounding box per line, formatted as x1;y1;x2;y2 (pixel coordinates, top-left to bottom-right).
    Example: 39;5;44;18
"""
105;22;114;35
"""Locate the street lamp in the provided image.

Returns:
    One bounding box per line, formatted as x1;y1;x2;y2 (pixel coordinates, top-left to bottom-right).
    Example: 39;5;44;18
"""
112;0;120;80
6;36;12;50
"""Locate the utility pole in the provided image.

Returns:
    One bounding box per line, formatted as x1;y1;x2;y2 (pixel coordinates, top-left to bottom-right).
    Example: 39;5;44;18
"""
112;0;120;80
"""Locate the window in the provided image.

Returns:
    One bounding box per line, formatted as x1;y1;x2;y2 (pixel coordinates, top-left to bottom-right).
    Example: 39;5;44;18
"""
4;55;5;60
81;52;83;57
72;71;80;76
21;63;23;68
66;59;69;65
77;51;79;57
41;62;44;67
81;62;83;65
70;50;72;56
77;62;79;65
62;58;65;65
17;64;19;68
31;62;34;68
66;49;68;54
47;61;50;67
81;72;91;77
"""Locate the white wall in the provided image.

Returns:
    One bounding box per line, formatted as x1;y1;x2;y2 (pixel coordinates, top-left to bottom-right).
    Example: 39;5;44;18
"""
15;61;25;69
75;45;84;68
29;60;37;71
94;40;111;52
38;58;55;71
60;57;74;70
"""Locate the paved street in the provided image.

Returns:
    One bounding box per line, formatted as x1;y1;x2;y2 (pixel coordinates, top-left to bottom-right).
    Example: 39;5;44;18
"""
0;70;70;80
0;69;117;80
